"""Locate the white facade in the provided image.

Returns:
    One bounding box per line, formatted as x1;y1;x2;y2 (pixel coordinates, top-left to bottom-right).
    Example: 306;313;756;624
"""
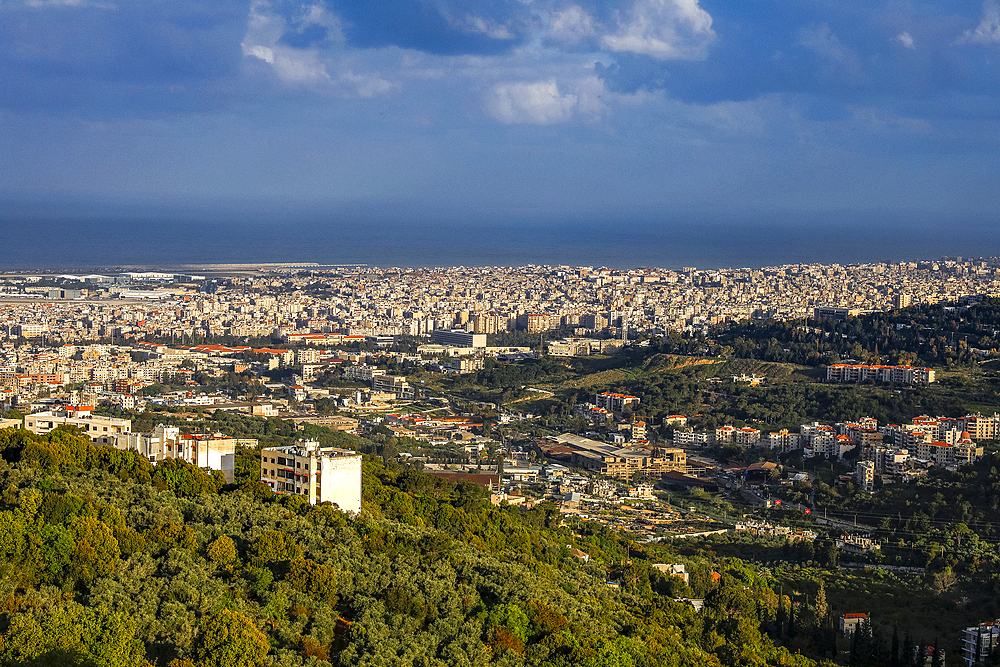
116;424;236;483
260;440;362;513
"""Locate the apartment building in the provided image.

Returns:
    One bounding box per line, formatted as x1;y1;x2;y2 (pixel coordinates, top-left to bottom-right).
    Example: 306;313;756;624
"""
673;429;713;447
855;461;876;492
715;425;736;444
343;365;386;382
735;427;761;447
24;405;130;445
827;364;936;385
766;429;800;452
594;392;640;413
259;440;362;513
372;374;414;400
962;620;1000;666
115;424;237;482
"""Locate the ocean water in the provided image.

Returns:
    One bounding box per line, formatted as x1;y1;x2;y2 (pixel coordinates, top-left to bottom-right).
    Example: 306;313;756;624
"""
1;200;996;270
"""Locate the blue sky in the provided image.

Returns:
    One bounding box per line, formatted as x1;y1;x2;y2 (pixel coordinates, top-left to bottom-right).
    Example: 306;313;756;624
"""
2;0;1000;226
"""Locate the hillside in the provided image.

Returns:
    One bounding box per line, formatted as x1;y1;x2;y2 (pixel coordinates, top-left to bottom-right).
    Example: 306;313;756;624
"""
0;425;820;667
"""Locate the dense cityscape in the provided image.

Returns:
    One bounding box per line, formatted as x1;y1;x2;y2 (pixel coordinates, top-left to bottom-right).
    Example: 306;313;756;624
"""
3;257;1000;667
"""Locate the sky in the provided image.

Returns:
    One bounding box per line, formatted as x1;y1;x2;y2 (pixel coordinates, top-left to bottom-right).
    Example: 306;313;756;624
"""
2;0;1000;231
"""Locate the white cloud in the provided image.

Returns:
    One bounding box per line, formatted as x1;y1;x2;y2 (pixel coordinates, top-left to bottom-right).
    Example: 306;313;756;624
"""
958;1;1000;45
796;23;866;84
486;79;578;124
242;43;275;64
600;0;715;60
242;0;396;96
460;14;513;40
338;70;396;98
895;31;916;49
548;6;597;43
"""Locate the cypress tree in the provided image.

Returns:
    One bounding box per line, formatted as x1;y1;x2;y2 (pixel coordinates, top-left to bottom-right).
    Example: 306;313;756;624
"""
814;584;828;629
890;626;900;667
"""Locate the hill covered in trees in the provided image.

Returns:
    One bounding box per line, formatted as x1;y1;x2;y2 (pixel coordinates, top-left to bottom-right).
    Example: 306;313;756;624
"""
0;425;825;667
709;298;1000;369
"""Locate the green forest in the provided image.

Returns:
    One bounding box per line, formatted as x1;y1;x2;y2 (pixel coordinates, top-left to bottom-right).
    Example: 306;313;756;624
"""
0;424;840;667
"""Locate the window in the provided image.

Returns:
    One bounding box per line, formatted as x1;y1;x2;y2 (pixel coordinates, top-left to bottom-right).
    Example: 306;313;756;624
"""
296;462;301;469
277;457;286;465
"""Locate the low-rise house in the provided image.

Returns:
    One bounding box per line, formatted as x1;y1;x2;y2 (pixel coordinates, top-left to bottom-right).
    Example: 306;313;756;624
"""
840;613;868;635
653;563;689;584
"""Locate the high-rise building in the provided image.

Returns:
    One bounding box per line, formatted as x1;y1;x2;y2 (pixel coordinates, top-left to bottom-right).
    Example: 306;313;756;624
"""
893;293;912;309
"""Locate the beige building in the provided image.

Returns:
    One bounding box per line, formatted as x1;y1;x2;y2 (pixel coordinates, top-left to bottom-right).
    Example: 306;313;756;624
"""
24;405;130;445
840;613;868;635
260;440;362;513
553;433;685;480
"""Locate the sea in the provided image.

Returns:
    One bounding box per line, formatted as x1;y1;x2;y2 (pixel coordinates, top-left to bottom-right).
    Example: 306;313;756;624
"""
1;199;996;271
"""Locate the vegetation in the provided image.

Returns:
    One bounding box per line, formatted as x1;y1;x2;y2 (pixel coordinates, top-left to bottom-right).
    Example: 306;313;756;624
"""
0;424;832;667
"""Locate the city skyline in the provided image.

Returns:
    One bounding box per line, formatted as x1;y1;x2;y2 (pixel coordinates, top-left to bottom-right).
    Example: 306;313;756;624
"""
2;0;1000;234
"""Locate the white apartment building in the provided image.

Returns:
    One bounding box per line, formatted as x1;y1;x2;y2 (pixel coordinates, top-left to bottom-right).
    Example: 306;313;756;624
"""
24;405;131;445
827;364;936;385
962;620;1000;666
672;430;713;447
594;392;641;412
855;461;876;492
343;365;386;382
116;424;236;482
766;429;801;453
260;440;362;513
915;435;982;467
715;425;736;444
734;427;761;447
